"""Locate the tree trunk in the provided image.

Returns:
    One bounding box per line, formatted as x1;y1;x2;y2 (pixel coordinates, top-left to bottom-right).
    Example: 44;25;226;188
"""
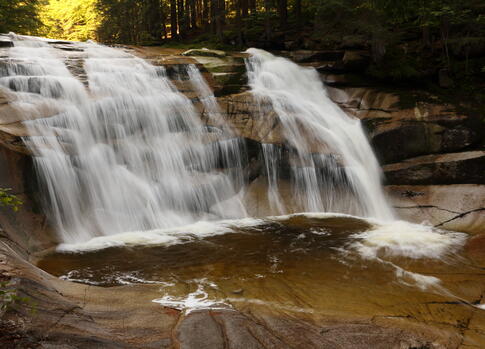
202;0;209;29
295;0;301;27
249;0;256;14
210;0;217;34
241;0;248;17
184;0;190;32
177;0;185;37
190;0;197;29
264;0;271;45
214;0;223;41
170;0;178;39
219;0;226;25
278;0;287;28
146;0;162;41
235;0;242;46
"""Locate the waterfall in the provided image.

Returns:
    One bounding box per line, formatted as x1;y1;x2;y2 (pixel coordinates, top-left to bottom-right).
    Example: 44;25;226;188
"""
245;48;394;220
4;35;246;243
1;34;394;244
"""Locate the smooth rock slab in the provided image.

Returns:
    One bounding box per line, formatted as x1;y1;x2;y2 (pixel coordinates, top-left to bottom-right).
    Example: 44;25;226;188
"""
387;184;485;234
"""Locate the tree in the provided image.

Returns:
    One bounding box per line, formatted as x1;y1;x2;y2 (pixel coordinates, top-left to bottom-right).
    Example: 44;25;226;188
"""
39;0;100;41
0;0;42;35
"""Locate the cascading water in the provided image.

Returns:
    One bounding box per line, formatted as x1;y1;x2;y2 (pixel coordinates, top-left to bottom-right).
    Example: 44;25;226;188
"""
2;34;395;245
245;48;394;221
4;34;246;243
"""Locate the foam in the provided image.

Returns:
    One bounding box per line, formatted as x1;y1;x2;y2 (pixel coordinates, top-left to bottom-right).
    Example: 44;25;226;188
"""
57;217;265;252
348;220;467;260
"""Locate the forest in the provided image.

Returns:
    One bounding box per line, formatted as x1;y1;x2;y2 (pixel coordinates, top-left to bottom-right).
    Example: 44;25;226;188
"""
1;1;485;89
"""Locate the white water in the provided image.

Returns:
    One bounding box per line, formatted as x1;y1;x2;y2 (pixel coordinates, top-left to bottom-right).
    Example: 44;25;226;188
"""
4;34;246;242
245;48;394;220
3;35;396;244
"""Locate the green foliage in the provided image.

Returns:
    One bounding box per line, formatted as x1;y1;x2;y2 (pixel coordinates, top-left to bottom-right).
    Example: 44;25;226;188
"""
0;281;35;315
0;0;43;35
366;45;425;81
39;0;100;41
0;188;22;212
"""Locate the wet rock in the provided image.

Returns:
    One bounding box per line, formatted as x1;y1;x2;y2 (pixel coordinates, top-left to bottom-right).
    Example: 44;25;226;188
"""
465;234;485;267
182;48;227;58
387;184;485;234
215;92;284;144
383;151;485;185
0;35;13;48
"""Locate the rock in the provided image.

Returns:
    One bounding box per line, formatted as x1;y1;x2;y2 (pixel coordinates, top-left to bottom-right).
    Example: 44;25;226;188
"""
231;288;244;295
215;92;285;144
342;50;370;72
326;87;481;164
387;184;485;234
0;35;13;47
383;151;485;185
182;48;227;58
465;234;485;267
341;35;368;49
316;61;346;73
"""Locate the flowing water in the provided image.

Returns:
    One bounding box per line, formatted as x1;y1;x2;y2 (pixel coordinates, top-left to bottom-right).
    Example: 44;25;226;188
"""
2;35;484;342
3;34;394;244
4;34;246;243
246;48;394;220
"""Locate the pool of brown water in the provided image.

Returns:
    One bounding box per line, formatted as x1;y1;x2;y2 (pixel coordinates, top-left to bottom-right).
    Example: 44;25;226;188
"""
36;214;485;345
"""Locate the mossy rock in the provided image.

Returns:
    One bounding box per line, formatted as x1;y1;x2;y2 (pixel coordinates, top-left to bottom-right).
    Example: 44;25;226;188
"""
182;48;227;58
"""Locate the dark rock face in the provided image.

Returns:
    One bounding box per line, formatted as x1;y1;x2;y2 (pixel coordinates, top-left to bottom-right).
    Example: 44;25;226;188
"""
370;121;479;164
383;151;485;185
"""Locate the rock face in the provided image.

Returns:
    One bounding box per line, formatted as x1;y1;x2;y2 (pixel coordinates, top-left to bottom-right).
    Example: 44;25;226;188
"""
383;151;485;185
387;185;485;234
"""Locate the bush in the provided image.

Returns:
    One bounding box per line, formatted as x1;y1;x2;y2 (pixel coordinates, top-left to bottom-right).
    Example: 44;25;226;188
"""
0;188;22;212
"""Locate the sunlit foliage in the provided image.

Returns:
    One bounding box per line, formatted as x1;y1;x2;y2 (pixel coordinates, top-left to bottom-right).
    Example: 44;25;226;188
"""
0;188;22;212
38;0;101;41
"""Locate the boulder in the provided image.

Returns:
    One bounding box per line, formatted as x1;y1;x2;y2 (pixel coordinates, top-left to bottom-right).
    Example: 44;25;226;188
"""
182;48;227;58
383;151;485;185
387;184;485;234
